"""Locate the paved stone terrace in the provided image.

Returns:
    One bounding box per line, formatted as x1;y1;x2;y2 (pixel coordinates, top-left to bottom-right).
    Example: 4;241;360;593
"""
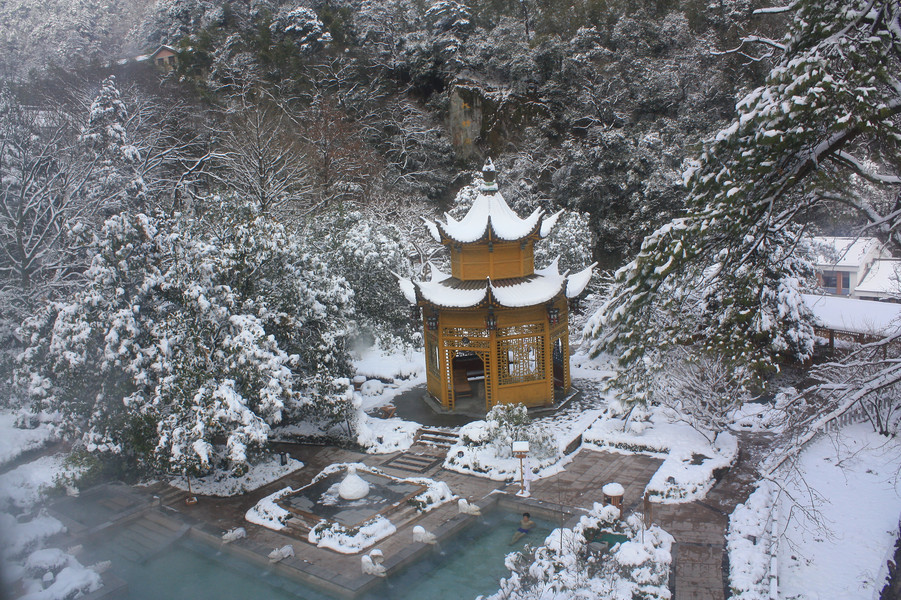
59;435;770;599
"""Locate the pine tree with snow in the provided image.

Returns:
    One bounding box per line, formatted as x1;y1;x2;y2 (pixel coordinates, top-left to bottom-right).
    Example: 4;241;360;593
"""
586;1;901;412
80;76;146;211
19;195;356;476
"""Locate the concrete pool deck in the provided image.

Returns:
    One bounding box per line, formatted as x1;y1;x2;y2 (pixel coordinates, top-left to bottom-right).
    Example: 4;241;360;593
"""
51;434;769;599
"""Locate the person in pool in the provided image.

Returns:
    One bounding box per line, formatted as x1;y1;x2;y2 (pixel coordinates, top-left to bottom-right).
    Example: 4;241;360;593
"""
511;512;535;544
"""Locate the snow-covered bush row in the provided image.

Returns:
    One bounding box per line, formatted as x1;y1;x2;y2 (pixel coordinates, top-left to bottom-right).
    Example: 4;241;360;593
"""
244;487;295;531
489;504;673;600
726;481;777;600
308;516;396;554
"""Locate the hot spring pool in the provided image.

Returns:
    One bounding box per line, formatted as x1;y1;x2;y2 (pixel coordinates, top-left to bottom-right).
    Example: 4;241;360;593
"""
88;510;554;600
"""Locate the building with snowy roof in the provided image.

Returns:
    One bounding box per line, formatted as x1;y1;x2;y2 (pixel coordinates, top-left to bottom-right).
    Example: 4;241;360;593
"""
810;236;895;299
398;161;595;412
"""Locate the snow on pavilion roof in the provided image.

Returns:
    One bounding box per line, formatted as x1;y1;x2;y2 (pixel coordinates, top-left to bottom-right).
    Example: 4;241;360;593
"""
397;259;595;309
424;161;559;244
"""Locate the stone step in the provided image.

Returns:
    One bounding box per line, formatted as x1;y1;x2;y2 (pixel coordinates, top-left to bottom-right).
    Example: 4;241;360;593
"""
417;428;459;449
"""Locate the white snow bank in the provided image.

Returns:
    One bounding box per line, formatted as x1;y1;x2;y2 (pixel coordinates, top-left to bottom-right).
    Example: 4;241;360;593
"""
777;424;901;599
0;512;67;560
726;481;778;600
0;454;80;512
0;412;54;468
583;406;738;503
355;413;419;454
244;487;295;530
170;456;302;497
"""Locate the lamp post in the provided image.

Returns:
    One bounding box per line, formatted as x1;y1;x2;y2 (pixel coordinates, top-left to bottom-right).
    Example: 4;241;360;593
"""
512;440;530;496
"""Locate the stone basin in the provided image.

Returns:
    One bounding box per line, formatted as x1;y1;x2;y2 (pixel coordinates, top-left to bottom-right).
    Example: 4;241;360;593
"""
280;468;425;528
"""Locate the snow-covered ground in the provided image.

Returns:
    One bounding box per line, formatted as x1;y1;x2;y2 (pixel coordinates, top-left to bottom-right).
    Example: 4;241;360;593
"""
0;412;55;469
169;455;304;497
776;424;901;599
0;417;102;600
583;405;738;503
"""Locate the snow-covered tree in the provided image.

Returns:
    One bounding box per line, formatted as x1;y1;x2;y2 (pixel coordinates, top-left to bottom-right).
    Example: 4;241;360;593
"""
209;90;311;217
309;209;418;348
586;0;901;412
80;76;147;211
19;195;355;476
269;6;332;54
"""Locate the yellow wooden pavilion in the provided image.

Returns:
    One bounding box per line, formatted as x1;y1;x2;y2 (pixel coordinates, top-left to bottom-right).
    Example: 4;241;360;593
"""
399;161;595;412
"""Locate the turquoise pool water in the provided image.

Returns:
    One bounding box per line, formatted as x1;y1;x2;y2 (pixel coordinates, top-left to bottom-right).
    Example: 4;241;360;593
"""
89;511;554;600
363;511;554;600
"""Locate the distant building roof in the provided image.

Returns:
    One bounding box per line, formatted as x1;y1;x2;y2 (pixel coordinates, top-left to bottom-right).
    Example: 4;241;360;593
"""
803;293;901;336
855;258;901;298
810;236;884;269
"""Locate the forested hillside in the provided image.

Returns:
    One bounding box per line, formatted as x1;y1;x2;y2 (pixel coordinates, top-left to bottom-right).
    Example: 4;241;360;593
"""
11;0;899;477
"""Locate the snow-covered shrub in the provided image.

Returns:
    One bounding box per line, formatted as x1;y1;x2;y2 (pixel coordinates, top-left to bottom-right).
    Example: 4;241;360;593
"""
491;504;673;600
483;403;556;460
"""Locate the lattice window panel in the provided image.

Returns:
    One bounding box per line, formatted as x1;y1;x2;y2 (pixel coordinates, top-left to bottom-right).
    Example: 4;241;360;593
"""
496;335;545;385
483;350;494;408
497;323;544;338
443;347;455;409
426;335;440;376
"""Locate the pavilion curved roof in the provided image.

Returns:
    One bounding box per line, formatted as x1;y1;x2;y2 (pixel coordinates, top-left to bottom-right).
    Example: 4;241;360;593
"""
397;259;596;309
424;161;561;244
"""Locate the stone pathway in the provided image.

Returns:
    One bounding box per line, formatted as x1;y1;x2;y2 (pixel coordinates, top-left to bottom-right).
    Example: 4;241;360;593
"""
654;432;775;600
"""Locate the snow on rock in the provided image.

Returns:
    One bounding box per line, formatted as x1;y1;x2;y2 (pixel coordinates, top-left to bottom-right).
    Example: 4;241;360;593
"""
457;498;481;515
338;466;370;500
412;525;437;544
0;411;54;468
170;456;302;497
221;527;246;543
244;487;294;531
309;516;396;554
361;553;387;576
267;544;295;563
359;380;385;396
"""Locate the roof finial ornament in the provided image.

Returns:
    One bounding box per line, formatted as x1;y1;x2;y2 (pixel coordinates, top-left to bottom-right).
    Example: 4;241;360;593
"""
480;158;498;194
